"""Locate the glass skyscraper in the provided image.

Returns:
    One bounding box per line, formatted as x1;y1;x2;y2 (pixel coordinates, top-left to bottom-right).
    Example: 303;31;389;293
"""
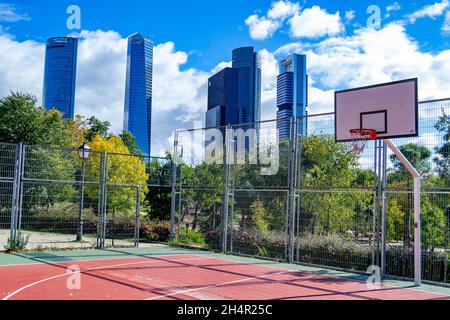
42;37;78;120
276;54;308;140
205;67;238;128
232;47;261;125
123;33;153;156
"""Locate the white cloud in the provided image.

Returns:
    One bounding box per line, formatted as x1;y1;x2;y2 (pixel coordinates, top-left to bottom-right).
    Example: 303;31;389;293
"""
258;49;279;121
443;11;450;34
245;2;343;40
345;10;356;23
261;22;450;117
407;0;449;23
305;23;450;101
245;15;280;40
75;30;127;134
289;6;344;39
267;1;300;20
0;33;44;102
274;42;303;56
244;1;300;40
0;3;30;22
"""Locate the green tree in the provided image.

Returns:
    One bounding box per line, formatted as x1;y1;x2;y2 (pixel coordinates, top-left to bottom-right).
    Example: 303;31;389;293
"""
434;113;450;183
388;143;432;248
120;131;141;155
299;135;360;236
250;200;269;234
85;116;111;141
421;199;446;248
0;92;71;147
389;143;431;181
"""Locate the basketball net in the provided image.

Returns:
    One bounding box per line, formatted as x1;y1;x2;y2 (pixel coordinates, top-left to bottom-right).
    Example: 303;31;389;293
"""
349;129;377;154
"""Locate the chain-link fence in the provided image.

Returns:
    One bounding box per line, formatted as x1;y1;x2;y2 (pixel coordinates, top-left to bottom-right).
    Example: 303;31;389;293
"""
170;98;450;286
0;143;166;251
0;98;449;287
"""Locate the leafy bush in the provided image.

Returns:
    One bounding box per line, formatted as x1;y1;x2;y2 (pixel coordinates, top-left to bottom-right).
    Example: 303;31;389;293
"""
298;234;372;256
205;228;286;259
171;226;206;247
139;221;171;242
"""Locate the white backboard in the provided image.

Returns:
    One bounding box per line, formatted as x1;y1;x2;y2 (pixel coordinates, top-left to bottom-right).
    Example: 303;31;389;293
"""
335;78;418;142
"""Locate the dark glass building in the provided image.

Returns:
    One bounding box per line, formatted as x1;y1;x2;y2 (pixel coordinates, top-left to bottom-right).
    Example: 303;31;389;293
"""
123;33;153;156
232;47;262;125
42;37;78;119
205;67;238;128
276;54;308;140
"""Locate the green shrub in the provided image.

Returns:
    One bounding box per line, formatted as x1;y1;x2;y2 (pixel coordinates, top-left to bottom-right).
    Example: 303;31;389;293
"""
176;226;206;246
139;221;171;242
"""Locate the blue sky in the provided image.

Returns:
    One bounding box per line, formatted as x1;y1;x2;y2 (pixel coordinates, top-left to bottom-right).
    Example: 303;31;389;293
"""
4;0;450;68
0;0;449;155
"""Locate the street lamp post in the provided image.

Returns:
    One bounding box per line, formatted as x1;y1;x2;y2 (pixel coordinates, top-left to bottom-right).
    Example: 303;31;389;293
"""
77;143;90;242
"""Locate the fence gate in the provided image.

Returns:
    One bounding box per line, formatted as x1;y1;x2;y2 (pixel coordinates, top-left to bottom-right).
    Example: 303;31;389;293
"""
103;185;140;248
0;143;19;250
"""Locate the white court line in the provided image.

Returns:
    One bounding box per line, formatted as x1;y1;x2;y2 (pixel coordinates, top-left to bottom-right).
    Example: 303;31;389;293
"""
145;270;293;300
2;256;208;300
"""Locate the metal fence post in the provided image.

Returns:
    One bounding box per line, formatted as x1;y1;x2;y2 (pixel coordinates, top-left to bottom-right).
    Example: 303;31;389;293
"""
10;143;23;243
170;135;178;241
287;117;297;263
135;186;141;247
97;151;108;249
380;143;388;276
220;125;231;252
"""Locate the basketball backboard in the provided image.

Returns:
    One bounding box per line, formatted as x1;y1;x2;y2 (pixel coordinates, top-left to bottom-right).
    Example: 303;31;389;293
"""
335;78;418;142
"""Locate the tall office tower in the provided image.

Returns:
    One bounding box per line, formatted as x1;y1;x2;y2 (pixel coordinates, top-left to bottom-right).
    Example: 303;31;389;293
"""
42;37;78;119
205;67;239;128
276;54;308;140
123;33;153;156
231;47;261;125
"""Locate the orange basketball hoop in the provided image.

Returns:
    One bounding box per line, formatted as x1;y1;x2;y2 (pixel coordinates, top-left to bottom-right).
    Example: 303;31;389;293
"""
349;129;378;154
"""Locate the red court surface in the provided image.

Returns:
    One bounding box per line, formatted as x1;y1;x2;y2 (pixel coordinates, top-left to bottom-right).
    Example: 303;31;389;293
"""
1;254;449;300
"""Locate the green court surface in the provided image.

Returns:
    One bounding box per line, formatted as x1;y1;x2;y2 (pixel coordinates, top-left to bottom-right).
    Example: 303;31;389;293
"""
1;244;449;298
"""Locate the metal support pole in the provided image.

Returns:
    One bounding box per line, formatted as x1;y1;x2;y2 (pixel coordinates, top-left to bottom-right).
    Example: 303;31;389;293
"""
169;140;178;241
384;139;421;285
220;125;231;252
10;143;23;243
380;143;388;276
376;140;383;266
371;140;378;267
177;164;183;240
76;158;86;242
229;138;237;253
97;151;108;249
135;186;141;247
102;152;108;248
287;117;297;263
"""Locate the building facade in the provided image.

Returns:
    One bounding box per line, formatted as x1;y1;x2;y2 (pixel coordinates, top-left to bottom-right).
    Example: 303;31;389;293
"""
205;67;239;128
276;54;308;140
43;37;78;119
232;47;262;125
123;33;153;156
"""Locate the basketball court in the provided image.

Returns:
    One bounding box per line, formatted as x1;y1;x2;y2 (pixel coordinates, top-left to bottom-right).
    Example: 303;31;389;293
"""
0;245;449;300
